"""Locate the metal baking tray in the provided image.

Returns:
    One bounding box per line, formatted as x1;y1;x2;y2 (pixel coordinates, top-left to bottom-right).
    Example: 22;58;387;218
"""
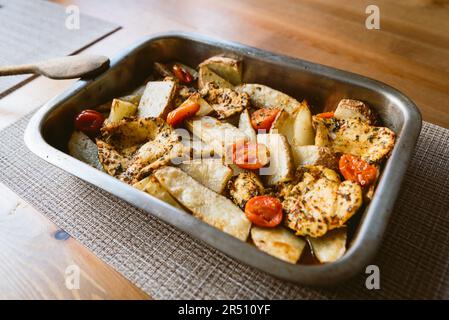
24;32;421;285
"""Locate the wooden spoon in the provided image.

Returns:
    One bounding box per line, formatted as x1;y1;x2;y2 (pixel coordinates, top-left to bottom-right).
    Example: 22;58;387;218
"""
0;55;110;79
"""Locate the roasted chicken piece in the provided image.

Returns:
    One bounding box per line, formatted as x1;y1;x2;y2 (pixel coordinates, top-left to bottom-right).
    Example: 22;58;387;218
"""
313;117;395;164
200;82;249;119
96;117;183;184
280;165;362;238
228;171;264;209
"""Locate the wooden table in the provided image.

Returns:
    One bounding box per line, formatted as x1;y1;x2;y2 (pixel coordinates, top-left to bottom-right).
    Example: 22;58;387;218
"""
1;0;448;299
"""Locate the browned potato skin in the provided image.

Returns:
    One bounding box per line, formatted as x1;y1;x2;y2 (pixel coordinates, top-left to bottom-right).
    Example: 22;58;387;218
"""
198;66;233;90
290;145;339;172
199;56;242;86
270;100;315;147
334;99;377;125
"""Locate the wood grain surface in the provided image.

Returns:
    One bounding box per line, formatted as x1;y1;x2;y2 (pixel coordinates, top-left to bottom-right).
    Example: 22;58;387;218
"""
0;0;448;299
0;183;149;299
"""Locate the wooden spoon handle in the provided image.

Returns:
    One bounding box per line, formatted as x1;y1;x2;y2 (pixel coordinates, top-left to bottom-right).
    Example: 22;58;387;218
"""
0;55;109;79
0;64;37;76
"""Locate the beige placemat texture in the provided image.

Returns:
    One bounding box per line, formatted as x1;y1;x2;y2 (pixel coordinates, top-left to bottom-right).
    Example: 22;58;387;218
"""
0;114;448;299
0;0;120;97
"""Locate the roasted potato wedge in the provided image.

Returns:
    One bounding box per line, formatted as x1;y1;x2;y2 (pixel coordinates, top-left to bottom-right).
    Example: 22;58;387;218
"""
235;83;300;114
251;227;307;264
199;55;242;85
238;109;257;142
271;100;315;146
334;99;376;125
198;66;233;90
137;80;177;119
195;95;214;117
290;145;338;171
107;99;137;123
185;116;248;155
293;101;315;146
154;167;251;241
308;227;347;263
179;158;233;194
257;133;294;185
133;175;184;210
270;110;293;140
68;131;104;171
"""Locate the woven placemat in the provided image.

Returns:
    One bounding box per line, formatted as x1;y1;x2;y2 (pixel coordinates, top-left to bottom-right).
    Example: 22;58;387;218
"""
0;114;448;299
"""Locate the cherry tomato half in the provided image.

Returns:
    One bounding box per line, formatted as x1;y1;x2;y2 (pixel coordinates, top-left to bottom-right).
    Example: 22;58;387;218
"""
250;108;280;131
339;154;377;187
316;112;335;119
167;101;200;127
74;109;105;136
172;64;193;84
233;142;270;170
245;196;283;227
